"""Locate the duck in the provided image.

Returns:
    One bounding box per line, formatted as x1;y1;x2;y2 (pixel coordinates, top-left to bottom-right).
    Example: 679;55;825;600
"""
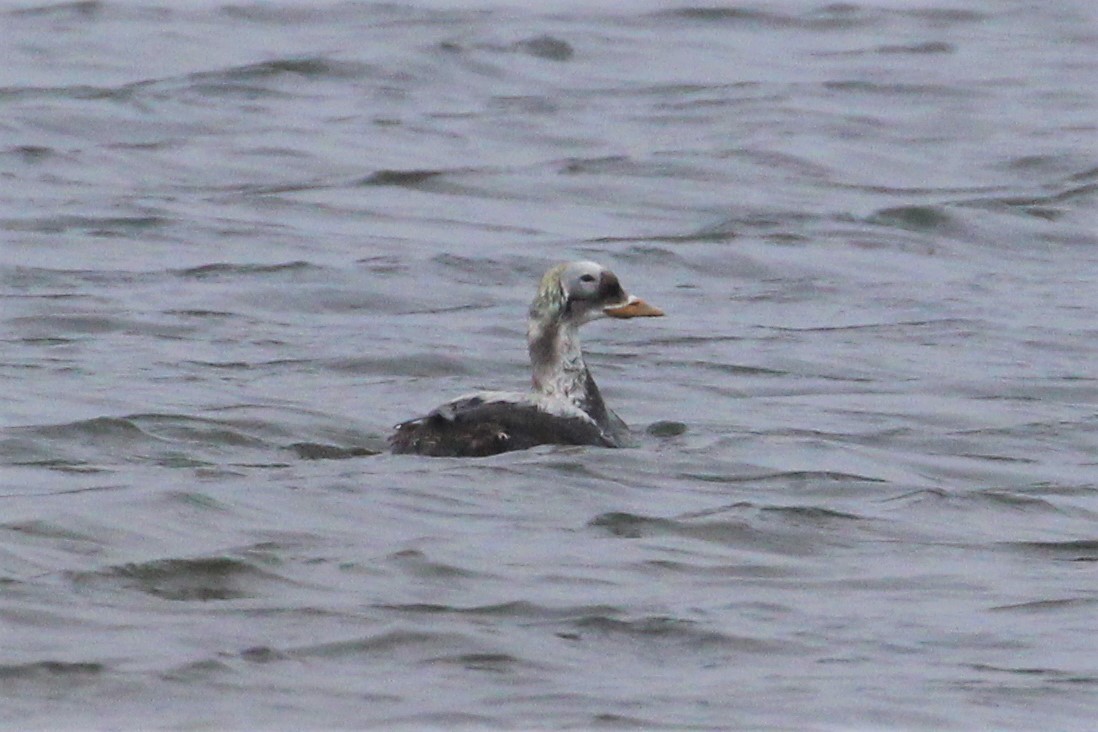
389;260;663;457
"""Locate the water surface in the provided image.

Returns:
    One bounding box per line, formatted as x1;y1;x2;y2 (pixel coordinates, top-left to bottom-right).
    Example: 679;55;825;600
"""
2;0;1097;729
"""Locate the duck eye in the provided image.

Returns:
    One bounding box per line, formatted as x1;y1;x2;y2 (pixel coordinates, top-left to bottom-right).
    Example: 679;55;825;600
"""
579;274;597;283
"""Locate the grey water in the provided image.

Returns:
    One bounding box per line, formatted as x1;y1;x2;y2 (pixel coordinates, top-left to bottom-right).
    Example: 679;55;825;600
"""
2;0;1097;728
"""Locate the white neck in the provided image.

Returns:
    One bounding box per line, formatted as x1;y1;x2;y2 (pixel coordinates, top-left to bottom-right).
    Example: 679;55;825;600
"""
526;308;618;434
528;318;588;400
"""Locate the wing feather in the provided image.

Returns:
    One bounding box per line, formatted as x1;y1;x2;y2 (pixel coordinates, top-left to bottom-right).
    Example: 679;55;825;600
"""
389;392;616;457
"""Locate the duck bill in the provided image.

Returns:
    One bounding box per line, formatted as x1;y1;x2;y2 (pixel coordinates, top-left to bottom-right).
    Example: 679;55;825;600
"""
604;295;664;319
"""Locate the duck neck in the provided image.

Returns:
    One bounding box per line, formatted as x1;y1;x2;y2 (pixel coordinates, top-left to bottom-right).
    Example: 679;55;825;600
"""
528;317;610;426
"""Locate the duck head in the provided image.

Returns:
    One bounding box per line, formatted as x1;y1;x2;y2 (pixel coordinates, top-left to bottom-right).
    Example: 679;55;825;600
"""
527;261;662;397
529;260;663;327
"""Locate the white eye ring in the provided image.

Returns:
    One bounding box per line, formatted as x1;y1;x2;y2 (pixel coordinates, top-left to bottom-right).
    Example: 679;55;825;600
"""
579;274;596;283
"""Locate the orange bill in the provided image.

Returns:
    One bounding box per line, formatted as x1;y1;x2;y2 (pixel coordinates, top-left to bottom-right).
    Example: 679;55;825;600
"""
604;296;664;319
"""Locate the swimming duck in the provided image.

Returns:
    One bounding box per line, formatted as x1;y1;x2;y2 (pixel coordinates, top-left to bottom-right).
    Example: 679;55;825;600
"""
389;260;663;457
